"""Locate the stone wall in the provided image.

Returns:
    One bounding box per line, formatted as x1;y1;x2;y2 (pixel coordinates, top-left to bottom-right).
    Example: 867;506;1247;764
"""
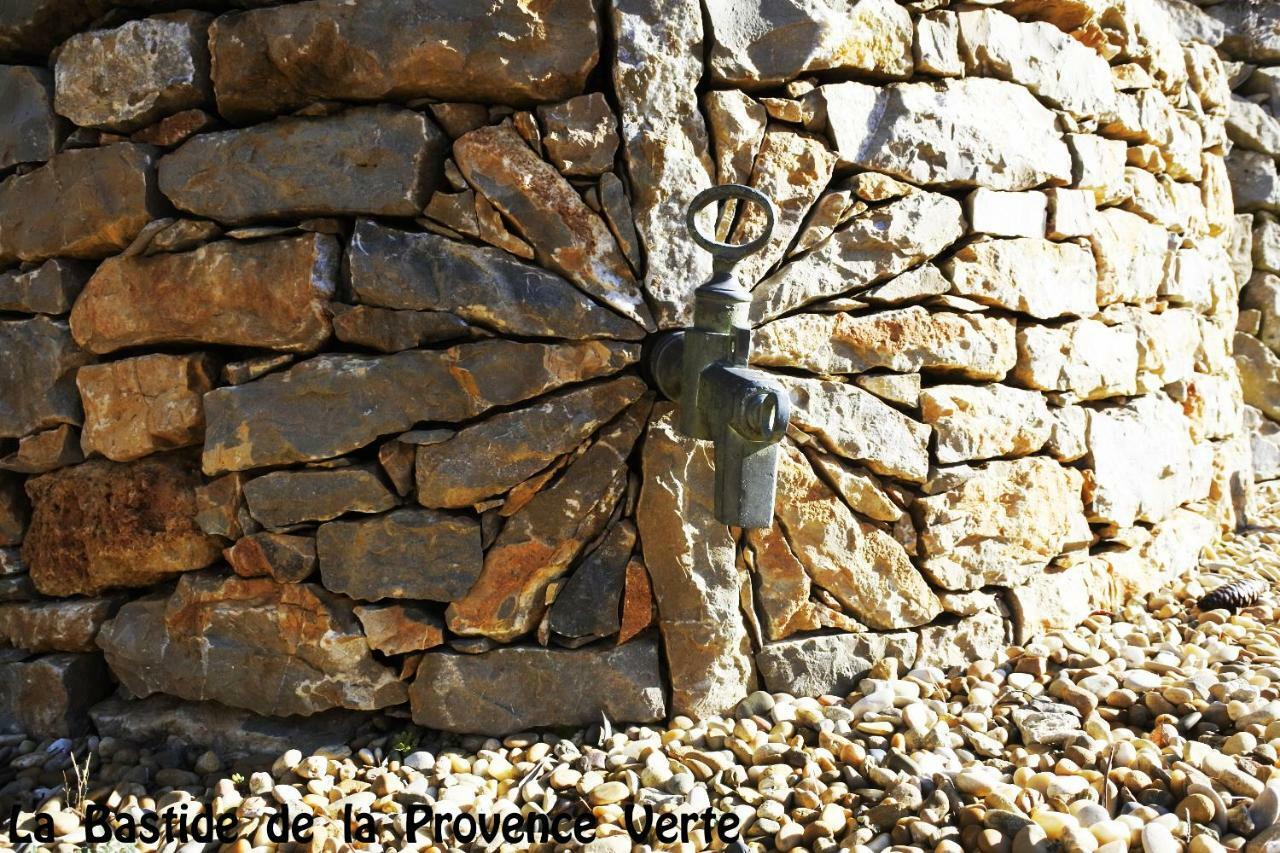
0;0;1248;738
1169;1;1280;483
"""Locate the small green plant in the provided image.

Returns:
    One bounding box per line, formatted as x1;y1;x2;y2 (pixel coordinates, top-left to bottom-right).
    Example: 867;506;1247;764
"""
392;728;421;755
229;772;244;785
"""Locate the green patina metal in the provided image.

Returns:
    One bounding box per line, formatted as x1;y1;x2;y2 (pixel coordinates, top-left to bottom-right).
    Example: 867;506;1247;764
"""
648;185;791;529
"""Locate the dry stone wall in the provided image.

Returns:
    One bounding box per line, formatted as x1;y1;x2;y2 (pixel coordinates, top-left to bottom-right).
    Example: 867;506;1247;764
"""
0;0;1250;738
1169;0;1280;484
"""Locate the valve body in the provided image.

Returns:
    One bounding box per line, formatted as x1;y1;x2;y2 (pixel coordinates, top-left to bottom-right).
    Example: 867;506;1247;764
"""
648;185;790;529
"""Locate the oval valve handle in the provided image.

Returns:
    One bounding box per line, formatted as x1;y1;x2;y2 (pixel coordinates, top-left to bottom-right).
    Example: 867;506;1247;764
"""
685;184;778;267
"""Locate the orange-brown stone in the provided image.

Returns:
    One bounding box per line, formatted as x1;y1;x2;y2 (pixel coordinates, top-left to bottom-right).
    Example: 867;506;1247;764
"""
453;123;652;329
353;603;445;655
22;453;221;596
617;557;655;645
0;143;164;264
445;397;651;642
70;233;337;355
224;532;316;584
77;352;217;462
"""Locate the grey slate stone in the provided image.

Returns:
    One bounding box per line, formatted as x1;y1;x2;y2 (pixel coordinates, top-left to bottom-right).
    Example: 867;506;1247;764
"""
0;317;91;440
346;220;644;341
755;631;919;697
409;639;666;735
0;0;112;63
0;651;113;737
158;107;448;223
201;339;638;474
243;466;397;529
0;259;91;314
548;521;634;642
318;507;483;603
90;694;368;758
0;65;63;170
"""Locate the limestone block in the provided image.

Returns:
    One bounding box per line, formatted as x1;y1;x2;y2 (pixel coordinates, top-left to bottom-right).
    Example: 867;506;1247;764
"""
821;78;1071;190
964;189;1047;239
916;457;1090;591
54;12;212;132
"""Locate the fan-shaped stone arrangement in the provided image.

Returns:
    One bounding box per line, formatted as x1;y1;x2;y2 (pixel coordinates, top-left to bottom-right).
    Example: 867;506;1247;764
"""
0;0;1252;737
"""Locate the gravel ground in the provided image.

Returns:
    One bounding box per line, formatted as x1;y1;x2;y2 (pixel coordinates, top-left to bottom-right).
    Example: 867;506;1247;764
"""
3;486;1280;853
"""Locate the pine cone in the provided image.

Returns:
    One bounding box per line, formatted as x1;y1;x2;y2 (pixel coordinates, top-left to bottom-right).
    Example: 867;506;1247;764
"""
1197;579;1267;612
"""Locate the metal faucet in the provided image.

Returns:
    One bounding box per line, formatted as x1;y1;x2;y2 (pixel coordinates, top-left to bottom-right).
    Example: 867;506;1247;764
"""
648;184;791;529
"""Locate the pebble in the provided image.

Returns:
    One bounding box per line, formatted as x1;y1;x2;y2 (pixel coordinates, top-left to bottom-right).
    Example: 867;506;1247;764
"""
1124;670;1164;691
1252;785;1280;829
586;780;629;805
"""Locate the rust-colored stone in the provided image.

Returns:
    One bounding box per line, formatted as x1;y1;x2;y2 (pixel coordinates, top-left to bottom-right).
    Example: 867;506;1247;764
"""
70;233;337;355
353;603;445;655
617;557;655;645
429;103;489;139
224;532;316;584
130;108;217;147
192;472;255;541
0;143;164;264
208;0;600;121
22;453;221;596
445;397;651;642
0;475;28;547
0;425;83;474
378;438;417;497
747;524;824;641
0;596;123;652
77;352;217;462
